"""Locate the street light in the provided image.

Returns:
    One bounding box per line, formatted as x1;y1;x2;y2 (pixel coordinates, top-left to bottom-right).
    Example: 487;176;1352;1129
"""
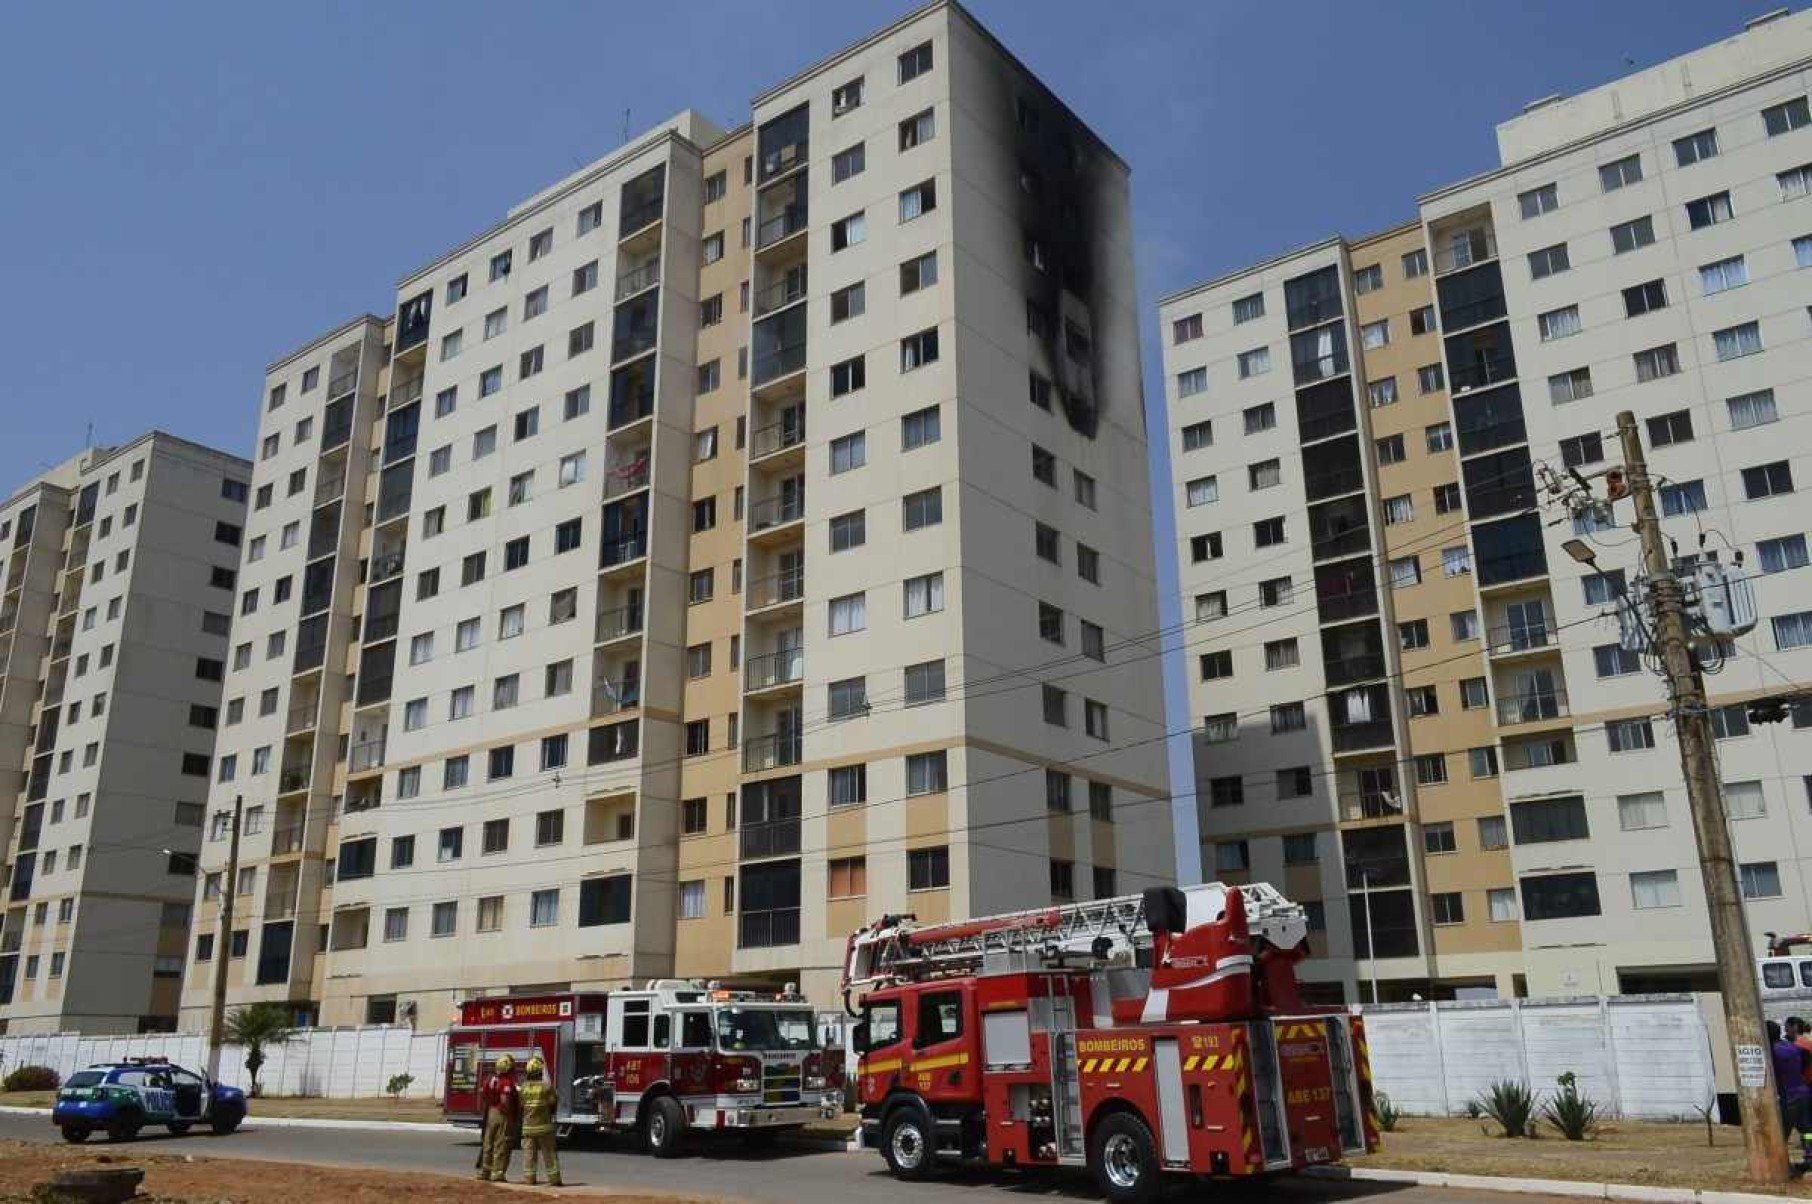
1357;867;1380;1006
1561;538;1598;568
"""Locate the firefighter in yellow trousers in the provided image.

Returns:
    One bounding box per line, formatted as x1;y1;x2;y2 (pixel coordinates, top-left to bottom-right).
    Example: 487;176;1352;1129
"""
520;1055;562;1187
478;1054;520;1182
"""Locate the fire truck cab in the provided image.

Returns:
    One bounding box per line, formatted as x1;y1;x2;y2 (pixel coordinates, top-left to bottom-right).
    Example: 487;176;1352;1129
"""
845;884;1378;1203
445;980;842;1156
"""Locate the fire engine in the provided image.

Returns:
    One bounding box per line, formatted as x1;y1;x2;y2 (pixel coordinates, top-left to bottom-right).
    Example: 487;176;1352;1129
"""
444;980;843;1156
842;882;1378;1203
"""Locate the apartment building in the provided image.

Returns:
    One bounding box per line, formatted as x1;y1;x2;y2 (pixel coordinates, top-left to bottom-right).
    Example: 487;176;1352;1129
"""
182;0;1174;1029
0;435;250;1033
1163;8;1812;1001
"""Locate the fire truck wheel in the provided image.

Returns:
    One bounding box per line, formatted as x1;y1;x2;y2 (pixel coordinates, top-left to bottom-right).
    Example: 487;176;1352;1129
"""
644;1095;687;1158
1090;1111;1160;1204
880;1105;936;1180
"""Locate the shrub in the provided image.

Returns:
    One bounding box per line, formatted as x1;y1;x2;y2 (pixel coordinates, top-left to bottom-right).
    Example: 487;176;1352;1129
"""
1374;1091;1401;1133
1463;1099;1482;1120
1541;1072;1600;1141
386;1073;415;1099
2;1065;60;1092
1477;1079;1537;1138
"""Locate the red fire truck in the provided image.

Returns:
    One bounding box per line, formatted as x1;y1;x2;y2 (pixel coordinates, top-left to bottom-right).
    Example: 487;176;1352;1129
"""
842;883;1378;1203
444;980;842;1156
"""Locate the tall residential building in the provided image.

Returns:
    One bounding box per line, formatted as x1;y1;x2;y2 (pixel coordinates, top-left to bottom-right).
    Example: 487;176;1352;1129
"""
0;435;251;1033
1162;8;1812;1002
183;0;1173;1029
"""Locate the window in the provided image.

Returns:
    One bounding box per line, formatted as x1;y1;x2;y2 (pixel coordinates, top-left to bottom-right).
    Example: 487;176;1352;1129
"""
898;40;933;82
830;765;867;808
1743;460;1794;499
831;143;865;182
1700;255;1748;295
1797;234;1812;268
1764;96;1811;137
898;180;937;222
1360;319;1389;349
1398;618;1428;649
1389;555;1421;587
1375;434;1405;465
900;251;937;294
1728;388;1778;430
1607;717;1656;752
1075;471;1097;509
1647;409;1693;447
1623;279;1666;317
831;282;865;322
689;568;715;603
1258;576;1293;606
832;76;864;115
1611;216;1656;254
1599;154;1642;192
900;327;939;370
1367;378;1398;408
1174;312;1206;342
831;212;866;251
1686;191;1733;230
1267;702;1301;735
906;751;947;796
1262;638;1299;671
1039;602;1065;645
1236;347;1270;378
1042;684;1068;727
1742;862;1783;899
1253;518;1285;548
1434;482;1462;514
1353;264;1383;293
1418;363;1445;394
902;487;942;530
1034;522;1061;563
1174;367;1207;397
1214;841;1249;873
1528;243;1570;279
1713;321;1763;361
1239;402;1276;436
829;510;866;553
1249;459;1281;490
830;355;865;396
1594;643;1641;677
1538;304;1581;341
1519;182;1559;218
1429;893;1464;925
1725;780;1766;819
829;592;867;636
1659;480;1707;516
1407;686;1439;717
1403;248;1429;277
830;432;865;474
828;677;869;722
1759;534;1809;573
899;108;934;151
1199;650;1232;680
1195;591;1227;623
903;572;944;618
1028;371;1053;410
1426;422;1454;453
1190;532;1223;563
901;406;940;450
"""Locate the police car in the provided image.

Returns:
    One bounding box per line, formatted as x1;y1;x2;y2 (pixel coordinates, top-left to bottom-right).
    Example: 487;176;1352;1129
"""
51;1057;247;1143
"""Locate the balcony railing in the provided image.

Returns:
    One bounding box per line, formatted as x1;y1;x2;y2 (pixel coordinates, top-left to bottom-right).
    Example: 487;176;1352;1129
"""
327;368;359;399
620;199;662;236
592;678;642;715
271;825;304;856
1442;294;1508;332
608;392;655;430
595;604;644;643
740;818;802;860
278;767;311;795
1488;622;1553;655
612;325;658;364
749;494;805;531
390;376;423;409
1339;791;1406;822
1331;719;1394;753
750;416;805;460
370;550;405;584
287;700;318;734
314;470;347;508
757;205;809;249
322;414;354;451
601;532;648;569
1434;228;1498;275
743;732;803;773
752;343;807;386
602;462;651;500
1323;653;1387;687
1450;354;1518;393
615;261;660;301
761;140;807;181
739;908;801;950
745;649;804;691
349;738;386;772
1497;690;1568;726
754;271;808;316
748;567;805;609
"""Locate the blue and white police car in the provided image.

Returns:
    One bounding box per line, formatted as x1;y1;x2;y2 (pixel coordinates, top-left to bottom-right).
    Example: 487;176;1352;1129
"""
51;1057;247;1143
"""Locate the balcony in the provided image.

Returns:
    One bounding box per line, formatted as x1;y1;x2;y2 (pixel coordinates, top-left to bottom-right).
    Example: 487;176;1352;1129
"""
1323;652;1387;688
760;139;807;183
1434;227;1497;276
748;493;805;535
286;699;318;735
615;260;660;301
592;677;642;717
327;366;359;399
349;737;386;773
1449;354;1518;394
1331;719;1394;754
1339;791;1407;822
314;470;347;510
749;413;806;464
600;532;648;571
278;766;311;796
271;825;305;856
1497;690;1568;727
752;342;806;387
743;732;803;773
1488;622;1554;657
747;567;804;611
595;604;644;645
754;269;808;317
744;649;804;694
395;291;431;353
602;459;651;500
390;376;423;410
370;550;405;585
757;205;808;250
741;818;802;860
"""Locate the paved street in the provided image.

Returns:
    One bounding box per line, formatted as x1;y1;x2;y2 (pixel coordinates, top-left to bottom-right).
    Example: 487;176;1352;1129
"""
0;1113;1585;1203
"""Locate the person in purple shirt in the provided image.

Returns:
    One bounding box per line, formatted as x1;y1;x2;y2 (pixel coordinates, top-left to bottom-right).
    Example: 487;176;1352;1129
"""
1769;1019;1812;1171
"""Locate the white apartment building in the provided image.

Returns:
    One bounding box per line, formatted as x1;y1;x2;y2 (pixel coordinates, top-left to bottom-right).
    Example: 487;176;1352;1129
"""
1163;8;1812;1000
183;0;1173;1029
0;435;250;1032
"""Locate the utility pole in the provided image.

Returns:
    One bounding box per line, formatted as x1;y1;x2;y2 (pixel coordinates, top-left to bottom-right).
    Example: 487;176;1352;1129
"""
207;794;243;1083
1618;411;1787;1182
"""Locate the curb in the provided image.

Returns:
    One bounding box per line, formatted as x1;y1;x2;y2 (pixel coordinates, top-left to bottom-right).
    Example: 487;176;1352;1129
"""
1308;1164;1799;1204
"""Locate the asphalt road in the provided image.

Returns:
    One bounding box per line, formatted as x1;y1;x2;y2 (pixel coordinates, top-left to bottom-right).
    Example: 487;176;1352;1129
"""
0;1112;1568;1204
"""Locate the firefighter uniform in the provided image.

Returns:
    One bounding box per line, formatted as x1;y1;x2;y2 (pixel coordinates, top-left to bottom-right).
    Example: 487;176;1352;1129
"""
519;1055;562;1186
479;1054;520;1182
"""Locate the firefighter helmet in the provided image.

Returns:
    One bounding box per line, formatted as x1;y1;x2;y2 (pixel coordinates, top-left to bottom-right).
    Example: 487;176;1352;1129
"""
526;1055;546;1080
493;1054;515;1074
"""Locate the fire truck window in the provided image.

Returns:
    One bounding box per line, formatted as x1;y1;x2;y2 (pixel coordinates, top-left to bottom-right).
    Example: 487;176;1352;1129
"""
915;992;963;1047
865;1001;901;1048
623;1013;650;1046
654;1014;671;1048
680;1012;713;1048
1765;962;1795;989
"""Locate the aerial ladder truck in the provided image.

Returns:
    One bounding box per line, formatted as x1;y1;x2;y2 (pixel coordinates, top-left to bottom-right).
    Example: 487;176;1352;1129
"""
841;882;1378;1203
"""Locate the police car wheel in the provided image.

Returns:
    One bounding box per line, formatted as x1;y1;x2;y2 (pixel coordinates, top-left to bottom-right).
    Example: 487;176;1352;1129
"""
645;1096;686;1158
168;1122;193;1135
210;1113;242;1135
60;1126;91;1144
107;1110;143;1142
1090;1112;1160;1204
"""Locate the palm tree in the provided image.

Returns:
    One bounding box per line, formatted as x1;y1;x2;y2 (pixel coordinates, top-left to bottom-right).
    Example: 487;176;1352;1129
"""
224;1002;294;1098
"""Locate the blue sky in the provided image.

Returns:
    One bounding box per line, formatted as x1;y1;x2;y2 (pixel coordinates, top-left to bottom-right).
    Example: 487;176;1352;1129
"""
0;0;1756;875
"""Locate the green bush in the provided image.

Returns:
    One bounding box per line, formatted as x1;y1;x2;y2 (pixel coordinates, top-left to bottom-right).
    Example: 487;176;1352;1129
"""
1477;1079;1536;1138
2;1065;60;1092
1541;1072;1600;1141
386;1073;415;1099
1374;1090;1401;1133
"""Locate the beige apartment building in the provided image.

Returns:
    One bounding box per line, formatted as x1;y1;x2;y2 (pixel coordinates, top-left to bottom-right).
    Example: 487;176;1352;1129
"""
1162;8;1812;1001
181;0;1173;1029
0;435;250;1033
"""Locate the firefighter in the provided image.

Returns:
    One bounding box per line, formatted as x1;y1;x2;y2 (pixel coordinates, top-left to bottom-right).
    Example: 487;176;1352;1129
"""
478;1053;520;1182
519;1055;562;1187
